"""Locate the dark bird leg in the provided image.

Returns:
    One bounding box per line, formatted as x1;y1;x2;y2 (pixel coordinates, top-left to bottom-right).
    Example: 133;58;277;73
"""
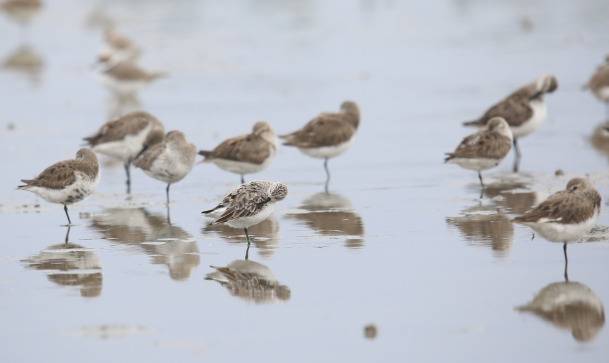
240;175;245;184
124;161;132;194
64;225;71;245
324;158;330;192
166;183;171;205
244;228;251;260
563;242;569;282
63;204;72;225
477;171;485;198
512;138;521;173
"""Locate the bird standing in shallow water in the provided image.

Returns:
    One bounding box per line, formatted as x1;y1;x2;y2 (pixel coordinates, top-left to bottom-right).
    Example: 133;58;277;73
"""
18;148;99;225
202;181;288;248
84;111;164;194
445;117;513;192
584;55;609;118
199;121;276;184
463;75;558;172
134;130;197;205
280;101;360;191
513;178;601;281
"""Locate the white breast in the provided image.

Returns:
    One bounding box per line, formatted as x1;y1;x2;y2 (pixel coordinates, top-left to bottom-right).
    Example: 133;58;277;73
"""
92;123;152;162
212;151;275;175
523;215;597;243
510;99;547;138
226;204;275;229
448;157;500;171
145;146;196;184
298;136;355;159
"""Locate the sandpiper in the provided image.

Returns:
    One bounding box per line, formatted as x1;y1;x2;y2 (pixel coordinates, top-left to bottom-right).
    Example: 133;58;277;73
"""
18;148;99;225
103;28;141;62
134;130;197;203
202;181;288;244
445;117;513;189
584;55;609;117
206;260;290;303
198;121;276;183
95;53;166;96
0;0;41;25
280;101;360;188
463;75;558;171
513;178;601;280
84;111;164;194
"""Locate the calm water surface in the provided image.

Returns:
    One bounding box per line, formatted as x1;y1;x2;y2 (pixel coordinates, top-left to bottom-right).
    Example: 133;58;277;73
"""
1;0;609;362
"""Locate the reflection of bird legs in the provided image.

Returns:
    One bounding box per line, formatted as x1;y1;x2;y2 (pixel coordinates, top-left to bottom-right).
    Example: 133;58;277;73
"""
124;161;132;194
477;171;485;198
64;225;71;245
324;158;330;192
240;175;245;184
512;138;521;173
563;242;569;282
166;203;172;225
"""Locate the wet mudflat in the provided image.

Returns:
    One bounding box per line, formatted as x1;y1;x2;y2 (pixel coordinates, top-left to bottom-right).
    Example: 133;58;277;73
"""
1;0;609;362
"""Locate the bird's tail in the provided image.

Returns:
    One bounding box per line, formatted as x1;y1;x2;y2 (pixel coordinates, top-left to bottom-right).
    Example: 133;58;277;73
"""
443;153;454;163
147;71;168;81
462;119;484;127
198;150;214;161
17;179;34;190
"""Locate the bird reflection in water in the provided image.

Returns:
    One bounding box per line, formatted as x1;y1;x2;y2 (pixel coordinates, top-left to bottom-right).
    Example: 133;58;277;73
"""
206;243;290;304
1;45;44;85
517;278;605;343
203;217;279;258
482;178;537;214
590;122;609;163
286;191;365;248
90;208;199;281
22;226;103;298
446;205;513;257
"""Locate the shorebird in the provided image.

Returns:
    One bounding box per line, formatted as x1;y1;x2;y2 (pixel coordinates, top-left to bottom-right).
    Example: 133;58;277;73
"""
18;148;99;225
280;101;360;189
0;0;42;25
584;55;609;117
513;178;601;281
95;53;166;96
445;117;513;190
134;130;197;204
199;121;276;184
202;181;288;245
84;111;164;194
206;260;290;303
516;281;605;342
463;75;558;172
103;28;141;62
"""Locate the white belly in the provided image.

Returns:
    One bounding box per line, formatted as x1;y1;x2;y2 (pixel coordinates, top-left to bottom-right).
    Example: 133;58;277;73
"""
449;157;499;171
524;216;597;243
298;137;355;159
594;86;609;103
211;154;273;175
225;205;275;229
26;172;99;205
92;124;151;162
98;74;147;95
511;99;546;138
145;151;195;184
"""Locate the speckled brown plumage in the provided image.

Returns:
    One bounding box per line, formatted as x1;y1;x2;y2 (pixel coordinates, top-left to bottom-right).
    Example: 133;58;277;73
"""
19;149;98;190
83;111;163;146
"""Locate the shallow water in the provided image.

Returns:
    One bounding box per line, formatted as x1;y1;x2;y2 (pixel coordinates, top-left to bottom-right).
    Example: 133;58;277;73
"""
1;0;609;362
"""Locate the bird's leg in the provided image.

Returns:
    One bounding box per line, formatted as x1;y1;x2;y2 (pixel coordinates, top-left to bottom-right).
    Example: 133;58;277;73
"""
512;138;521;173
324;158;330;192
244;228;251;260
563;242;569;282
64;225;71;245
166;183;171;205
124;161;132;194
63;204;72;225
531;232;535;240
240;175;245;184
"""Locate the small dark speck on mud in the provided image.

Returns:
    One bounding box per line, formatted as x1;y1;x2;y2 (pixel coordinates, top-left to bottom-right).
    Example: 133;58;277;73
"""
364;324;377;340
